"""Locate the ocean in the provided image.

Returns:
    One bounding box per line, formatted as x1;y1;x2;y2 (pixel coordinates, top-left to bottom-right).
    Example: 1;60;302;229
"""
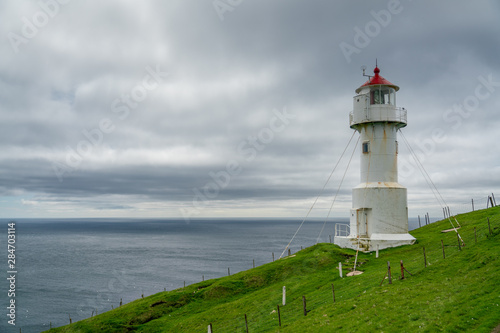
1;217;421;333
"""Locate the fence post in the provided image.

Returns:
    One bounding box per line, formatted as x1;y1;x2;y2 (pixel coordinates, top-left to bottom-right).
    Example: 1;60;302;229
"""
332;284;335;302
472;198;475;211
272;252;274;262
423;247;427;268
244;314;249;333
253;259;255;269
282;286;286;306
442;208;446;219
277;305;281;327
400;260;404;280
441;240;445;259
418;215;421;228
339;262;343;278
302;296;307;316
387;261;392;284
208;323;213;333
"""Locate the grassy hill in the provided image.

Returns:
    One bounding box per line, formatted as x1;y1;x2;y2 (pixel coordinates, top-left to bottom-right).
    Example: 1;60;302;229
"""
46;206;500;332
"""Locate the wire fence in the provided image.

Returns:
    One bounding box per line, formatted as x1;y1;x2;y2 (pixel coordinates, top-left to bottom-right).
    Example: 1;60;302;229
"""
198;197;498;331
414;193;497;228
197;213;498;332
50;195;498;331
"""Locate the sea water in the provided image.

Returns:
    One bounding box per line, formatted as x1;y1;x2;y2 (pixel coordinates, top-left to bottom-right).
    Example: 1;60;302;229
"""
1;218;354;333
0;217;425;333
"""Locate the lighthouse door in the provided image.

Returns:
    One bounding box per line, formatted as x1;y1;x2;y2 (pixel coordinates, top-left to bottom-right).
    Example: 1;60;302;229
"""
356;208;369;237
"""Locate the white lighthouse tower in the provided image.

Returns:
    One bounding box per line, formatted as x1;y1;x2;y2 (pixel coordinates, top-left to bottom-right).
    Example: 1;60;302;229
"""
335;65;416;251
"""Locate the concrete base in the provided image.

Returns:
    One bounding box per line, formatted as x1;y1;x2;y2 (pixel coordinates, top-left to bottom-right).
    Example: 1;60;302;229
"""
334;233;416;252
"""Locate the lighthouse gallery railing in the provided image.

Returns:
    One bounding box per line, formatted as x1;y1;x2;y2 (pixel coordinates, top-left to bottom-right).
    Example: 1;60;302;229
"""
335;223;350;237
349;106;407;127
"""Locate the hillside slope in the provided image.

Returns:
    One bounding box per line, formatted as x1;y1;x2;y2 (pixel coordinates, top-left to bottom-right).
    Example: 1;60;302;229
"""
46;206;500;332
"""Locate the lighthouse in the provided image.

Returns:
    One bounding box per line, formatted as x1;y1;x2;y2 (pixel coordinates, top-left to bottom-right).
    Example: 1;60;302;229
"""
334;65;416;251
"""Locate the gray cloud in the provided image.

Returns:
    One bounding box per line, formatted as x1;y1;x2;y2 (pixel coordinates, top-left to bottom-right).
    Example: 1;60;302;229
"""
1;0;499;218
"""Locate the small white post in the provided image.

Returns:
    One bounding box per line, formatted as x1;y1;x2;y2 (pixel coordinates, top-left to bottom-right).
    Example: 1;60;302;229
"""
339;262;343;278
208;323;212;333
376;244;379;258
282;286;286;306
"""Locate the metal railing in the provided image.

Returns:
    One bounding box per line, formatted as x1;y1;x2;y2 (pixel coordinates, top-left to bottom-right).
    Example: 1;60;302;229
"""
349;107;407;126
335;223;350;237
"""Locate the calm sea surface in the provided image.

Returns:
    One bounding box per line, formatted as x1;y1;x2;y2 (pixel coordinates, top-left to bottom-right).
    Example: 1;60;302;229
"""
1;217;421;333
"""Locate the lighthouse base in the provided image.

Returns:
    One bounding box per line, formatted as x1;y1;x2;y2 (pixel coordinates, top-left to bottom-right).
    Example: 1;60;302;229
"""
334;233;416;252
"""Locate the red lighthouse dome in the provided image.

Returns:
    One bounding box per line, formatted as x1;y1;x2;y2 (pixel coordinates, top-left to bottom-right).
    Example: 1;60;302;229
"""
356;66;399;94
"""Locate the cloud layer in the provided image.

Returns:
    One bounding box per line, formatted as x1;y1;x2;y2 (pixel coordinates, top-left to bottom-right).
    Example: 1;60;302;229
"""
1;0;499;218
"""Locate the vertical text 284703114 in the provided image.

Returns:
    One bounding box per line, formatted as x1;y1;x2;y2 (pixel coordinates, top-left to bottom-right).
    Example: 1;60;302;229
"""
7;222;17;326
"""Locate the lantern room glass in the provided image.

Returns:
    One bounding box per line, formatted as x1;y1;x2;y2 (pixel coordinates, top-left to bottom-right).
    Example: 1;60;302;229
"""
370;87;395;105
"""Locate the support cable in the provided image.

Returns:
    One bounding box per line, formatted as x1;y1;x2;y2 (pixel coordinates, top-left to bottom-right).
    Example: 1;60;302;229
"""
316;132;359;243
279;131;357;259
399;130;463;243
399;131;448;208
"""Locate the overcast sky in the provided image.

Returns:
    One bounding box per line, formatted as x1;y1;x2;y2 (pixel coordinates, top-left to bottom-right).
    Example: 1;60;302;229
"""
1;0;499;219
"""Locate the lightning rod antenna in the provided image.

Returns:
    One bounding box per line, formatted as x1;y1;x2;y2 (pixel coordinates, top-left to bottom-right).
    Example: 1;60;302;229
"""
361;65;371;80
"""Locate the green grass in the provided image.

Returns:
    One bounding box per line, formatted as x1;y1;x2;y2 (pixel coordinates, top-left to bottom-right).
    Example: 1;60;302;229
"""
46;206;500;332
